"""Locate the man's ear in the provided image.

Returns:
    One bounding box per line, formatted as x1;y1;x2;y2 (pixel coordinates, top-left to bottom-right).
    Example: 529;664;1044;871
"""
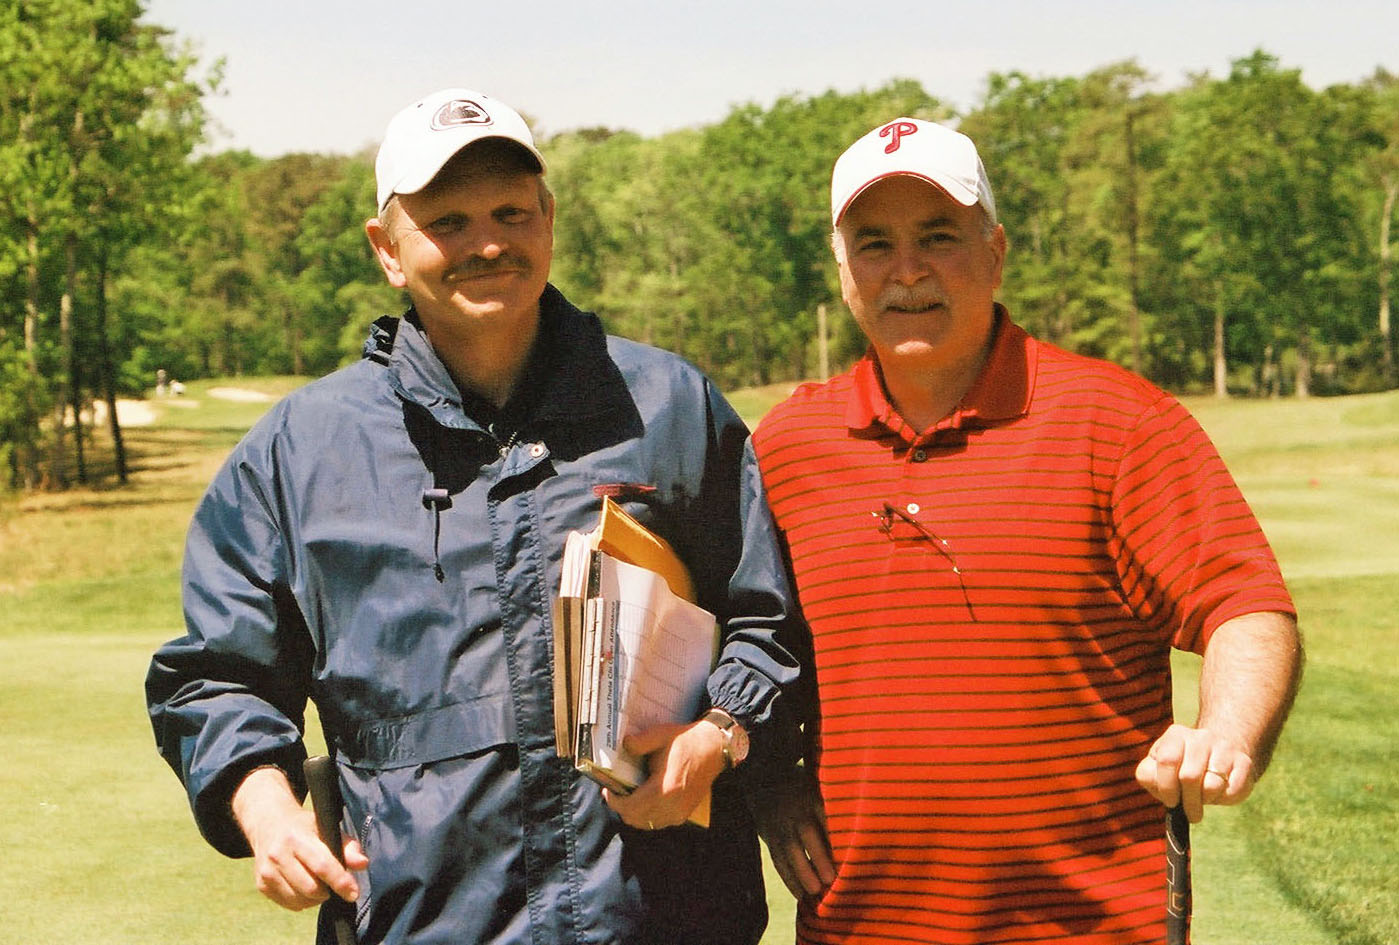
988;223;1008;291
365;218;407;289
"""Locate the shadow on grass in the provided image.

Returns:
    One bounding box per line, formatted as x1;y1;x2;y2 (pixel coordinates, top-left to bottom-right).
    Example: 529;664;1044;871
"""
1239;572;1399;945
1245;662;1398;945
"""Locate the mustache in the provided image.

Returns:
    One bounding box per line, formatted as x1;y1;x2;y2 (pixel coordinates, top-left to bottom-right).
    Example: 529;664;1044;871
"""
444;253;532;281
877;284;945;311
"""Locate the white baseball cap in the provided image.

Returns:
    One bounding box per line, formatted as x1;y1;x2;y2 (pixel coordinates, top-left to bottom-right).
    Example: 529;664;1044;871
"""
831;118;996;226
374;88;546;213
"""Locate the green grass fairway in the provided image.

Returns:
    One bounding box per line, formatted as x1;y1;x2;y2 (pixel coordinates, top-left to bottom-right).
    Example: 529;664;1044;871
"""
2;380;1394;944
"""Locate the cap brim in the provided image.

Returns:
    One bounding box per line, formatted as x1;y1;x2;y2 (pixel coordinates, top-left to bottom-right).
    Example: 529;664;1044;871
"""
378;136;546;213
397;136;543;195
833;170;979;226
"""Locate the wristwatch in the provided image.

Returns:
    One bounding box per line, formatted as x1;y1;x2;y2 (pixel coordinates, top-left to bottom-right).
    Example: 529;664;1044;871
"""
702;708;750;769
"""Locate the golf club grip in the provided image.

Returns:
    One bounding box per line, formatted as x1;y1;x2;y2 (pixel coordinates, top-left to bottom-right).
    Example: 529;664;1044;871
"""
303;755;360;945
1165;803;1191;945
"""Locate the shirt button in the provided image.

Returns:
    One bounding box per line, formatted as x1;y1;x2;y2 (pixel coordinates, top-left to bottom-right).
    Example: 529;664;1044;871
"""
529;443;546;458
912;449;928;462
906;502;921;515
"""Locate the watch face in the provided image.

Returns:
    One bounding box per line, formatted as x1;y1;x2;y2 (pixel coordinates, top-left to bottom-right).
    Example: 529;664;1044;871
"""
728;723;750;765
704;709;750;768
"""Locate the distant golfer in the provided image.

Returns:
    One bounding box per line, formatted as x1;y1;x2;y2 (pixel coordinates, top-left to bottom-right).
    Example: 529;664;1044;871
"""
749;118;1303;944
146;87;802;945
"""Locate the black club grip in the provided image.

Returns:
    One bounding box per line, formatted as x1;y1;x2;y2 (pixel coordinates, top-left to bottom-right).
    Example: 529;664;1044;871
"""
302;755;359;945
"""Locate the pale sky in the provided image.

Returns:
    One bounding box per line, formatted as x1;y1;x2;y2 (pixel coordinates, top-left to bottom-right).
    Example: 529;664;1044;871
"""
140;0;1397;158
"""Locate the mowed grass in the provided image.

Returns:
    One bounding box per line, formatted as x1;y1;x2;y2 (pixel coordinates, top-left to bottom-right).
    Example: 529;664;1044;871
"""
0;378;321;944
0;379;1394;943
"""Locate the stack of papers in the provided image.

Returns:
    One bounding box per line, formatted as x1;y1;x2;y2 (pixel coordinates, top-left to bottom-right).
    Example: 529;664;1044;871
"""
553;497;718;827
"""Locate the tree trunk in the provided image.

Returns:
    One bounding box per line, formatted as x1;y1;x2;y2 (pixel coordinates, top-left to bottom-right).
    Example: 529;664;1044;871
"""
1262;345;1279;398
22;214;43;489
94;247;128;483
1029;216;1050;342
1124;109;1143;376
1055;193;1073;345
222;317;235;376
669;258;681;357
57;106;90;486
63;231;86;484
1295;328;1312;399
285;296;304;377
1380;177;1396;387
1213;294;1228;398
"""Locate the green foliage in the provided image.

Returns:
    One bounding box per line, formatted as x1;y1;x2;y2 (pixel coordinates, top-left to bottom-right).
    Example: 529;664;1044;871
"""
0;0;211;487
961;70;1086;347
7;24;1399;495
547;81;947;389
1146;52;1378;395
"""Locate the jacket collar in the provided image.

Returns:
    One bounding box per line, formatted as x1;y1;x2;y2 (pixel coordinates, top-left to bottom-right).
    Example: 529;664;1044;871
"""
377;284;629;430
846;304;1036;440
528;285;632;423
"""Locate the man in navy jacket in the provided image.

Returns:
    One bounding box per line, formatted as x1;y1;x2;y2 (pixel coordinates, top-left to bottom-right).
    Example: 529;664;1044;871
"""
146;87;802;945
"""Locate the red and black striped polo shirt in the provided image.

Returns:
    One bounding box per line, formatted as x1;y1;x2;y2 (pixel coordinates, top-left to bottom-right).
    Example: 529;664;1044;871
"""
752;311;1293;945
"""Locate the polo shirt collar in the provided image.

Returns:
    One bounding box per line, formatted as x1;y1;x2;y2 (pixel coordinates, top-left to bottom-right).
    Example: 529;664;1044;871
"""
846;304;1035;438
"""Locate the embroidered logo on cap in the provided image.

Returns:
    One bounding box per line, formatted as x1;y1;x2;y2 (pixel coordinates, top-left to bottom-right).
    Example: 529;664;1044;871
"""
879;120;918;154
431;98;492;131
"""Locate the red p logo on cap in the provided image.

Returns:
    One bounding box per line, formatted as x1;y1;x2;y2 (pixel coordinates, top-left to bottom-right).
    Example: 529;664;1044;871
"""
880;121;918;153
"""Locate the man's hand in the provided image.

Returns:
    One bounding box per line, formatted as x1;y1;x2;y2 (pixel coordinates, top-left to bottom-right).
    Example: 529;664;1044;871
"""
604;721;726;829
231;766;368;911
1139;611;1302;824
1135;722;1255;824
748;766;835;900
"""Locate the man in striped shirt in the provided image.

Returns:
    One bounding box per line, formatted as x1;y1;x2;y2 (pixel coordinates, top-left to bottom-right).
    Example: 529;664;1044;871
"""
749;118;1303;944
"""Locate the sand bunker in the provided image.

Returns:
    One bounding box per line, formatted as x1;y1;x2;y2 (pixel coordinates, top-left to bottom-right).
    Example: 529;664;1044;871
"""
88;399;158;427
208;387;275;403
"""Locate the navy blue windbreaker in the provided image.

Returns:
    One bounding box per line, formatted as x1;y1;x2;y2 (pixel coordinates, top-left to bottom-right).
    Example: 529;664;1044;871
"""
146;286;803;945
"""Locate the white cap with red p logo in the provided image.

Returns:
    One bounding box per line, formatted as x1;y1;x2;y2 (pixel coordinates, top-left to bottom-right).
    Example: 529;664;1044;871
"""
830;118;996;226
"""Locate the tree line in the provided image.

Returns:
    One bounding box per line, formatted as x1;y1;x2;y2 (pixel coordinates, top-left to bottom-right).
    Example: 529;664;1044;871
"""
3;2;1398;492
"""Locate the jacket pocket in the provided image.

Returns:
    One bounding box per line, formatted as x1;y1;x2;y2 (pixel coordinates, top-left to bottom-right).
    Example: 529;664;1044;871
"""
331;693;526;943
332;693;516;771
